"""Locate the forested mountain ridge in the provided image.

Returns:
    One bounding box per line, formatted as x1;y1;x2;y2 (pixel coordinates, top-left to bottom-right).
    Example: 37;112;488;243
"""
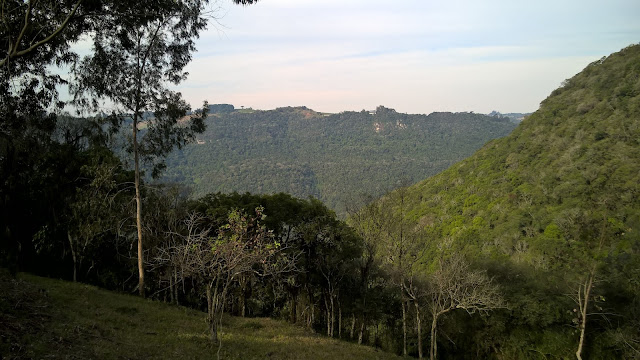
379;44;640;357
162;107;516;214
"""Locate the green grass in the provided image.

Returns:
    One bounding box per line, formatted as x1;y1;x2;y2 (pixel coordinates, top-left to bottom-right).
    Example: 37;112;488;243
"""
0;271;401;359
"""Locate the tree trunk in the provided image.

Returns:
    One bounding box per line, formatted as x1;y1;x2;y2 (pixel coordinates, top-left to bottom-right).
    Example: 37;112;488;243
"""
375;322;379;348
338;304;342;339
240;293;246;317
330;295;335;337
324;295;331;337
207;274;223;344
174;268;179;305
306;303;313;329
239;275;249;317
206;284;217;342
430;313;438;360
358;318;365;345
350;314;356;339
576;271;595;360
402;298;408;356
415;301;423;359
290;292;297;324
67;232;77;282
169;271;174;304
306;286;315;329
133;114;144;298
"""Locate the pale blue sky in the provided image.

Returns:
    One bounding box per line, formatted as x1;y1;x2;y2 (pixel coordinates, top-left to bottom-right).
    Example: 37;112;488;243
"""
180;0;640;114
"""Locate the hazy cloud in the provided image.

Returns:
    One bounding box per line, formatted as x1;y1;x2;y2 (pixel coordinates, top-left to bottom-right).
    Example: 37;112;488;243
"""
182;0;640;114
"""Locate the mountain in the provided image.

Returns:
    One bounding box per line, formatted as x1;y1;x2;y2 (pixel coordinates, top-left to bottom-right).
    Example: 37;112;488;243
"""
487;110;531;123
162;106;516;215
400;44;639;259
385;44;640;357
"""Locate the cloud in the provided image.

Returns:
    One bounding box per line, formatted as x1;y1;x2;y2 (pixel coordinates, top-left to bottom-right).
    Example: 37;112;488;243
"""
181;0;640;114
181;43;596;114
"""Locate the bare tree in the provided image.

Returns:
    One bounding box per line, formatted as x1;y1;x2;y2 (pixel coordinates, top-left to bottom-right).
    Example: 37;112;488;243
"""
148;188;192;304
66;161;123;282
163;206;301;360
346;195;385;345
570;271;599;360
71;0;261;298
426;254;505;360
180;209;274;342
349;187;424;355
567;210;611;360
382;187;424;356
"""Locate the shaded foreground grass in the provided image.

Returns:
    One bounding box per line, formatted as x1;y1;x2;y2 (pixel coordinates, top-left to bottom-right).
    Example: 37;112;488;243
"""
1;271;401;359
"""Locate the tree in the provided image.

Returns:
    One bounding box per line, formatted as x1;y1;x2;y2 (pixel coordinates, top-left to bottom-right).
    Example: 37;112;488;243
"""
570;215;605;360
311;221;360;338
176;207;276;355
1;0;88;274
2;0;260;287
143;184;193;303
426;254;504;360
1;0;90;68
346;195;388;346
559;204;624;360
381;186;424;356
71;0;214;297
1;0;260;68
70;0;262;298
66;147;128;282
347;187;424;354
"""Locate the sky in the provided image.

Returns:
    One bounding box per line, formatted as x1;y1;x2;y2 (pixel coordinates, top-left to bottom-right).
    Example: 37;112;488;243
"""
178;0;640;115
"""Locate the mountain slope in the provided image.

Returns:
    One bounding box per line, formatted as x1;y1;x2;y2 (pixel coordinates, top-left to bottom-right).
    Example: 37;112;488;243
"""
389;44;640;358
162;107;516;214
402;44;639;256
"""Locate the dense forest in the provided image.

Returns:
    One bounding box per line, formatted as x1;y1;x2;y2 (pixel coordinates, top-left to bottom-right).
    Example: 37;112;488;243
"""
369;44;640;358
161;107;516;215
1;0;639;359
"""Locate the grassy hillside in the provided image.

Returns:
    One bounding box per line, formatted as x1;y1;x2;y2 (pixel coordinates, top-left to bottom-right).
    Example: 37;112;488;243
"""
0;270;401;360
161;107;516;215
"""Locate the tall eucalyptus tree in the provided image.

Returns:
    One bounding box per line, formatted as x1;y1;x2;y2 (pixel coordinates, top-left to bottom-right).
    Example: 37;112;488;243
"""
1;0;260;283
71;0;261;296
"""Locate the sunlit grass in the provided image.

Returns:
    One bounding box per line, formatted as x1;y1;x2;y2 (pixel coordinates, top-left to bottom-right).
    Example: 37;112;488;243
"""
2;272;402;359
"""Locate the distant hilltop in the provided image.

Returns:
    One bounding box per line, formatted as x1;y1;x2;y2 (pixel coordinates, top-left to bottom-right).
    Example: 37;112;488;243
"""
487;110;531;123
162;105;518;215
207;104;235;113
201;104;531;121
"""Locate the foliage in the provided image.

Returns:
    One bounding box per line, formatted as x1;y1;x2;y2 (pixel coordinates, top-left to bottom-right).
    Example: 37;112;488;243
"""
4;1;638;358
208;103;236;113
374;43;640;358
425;254;504;360
1;0;90;69
162;106;516;215
71;0;210;175
186;193;368;337
172;208;276;345
71;0;214;296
